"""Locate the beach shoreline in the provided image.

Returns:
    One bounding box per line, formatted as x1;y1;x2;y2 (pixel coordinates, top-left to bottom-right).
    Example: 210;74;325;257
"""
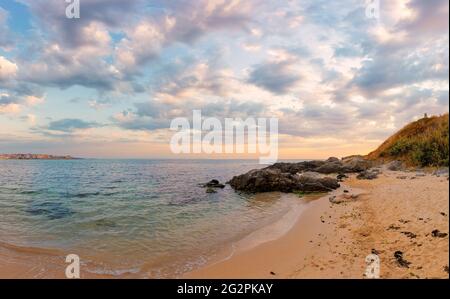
0;169;448;279
186;170;449;279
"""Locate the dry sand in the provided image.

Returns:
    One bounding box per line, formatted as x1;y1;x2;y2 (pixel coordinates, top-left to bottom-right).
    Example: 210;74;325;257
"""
186;170;449;279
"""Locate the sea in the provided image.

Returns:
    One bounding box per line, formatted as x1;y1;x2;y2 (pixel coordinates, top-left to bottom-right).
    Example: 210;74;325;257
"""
0;159;309;278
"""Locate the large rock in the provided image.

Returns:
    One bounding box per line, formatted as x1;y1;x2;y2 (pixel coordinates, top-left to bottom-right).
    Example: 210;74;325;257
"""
356;170;379;180
326;157;340;163
266;160;326;174
315;161;344;174
228;157;372;193
297;172;341;192
228;169;340;193
386;160;404;171
341;155;372;172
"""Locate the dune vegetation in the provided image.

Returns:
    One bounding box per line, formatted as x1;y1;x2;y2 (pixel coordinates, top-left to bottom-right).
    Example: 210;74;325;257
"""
367;114;449;167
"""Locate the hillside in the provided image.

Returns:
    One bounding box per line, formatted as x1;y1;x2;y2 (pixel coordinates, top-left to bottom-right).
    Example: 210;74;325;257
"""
367;114;449;167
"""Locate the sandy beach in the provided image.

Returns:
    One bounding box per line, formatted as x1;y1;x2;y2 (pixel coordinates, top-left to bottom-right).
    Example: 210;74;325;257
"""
187;169;449;279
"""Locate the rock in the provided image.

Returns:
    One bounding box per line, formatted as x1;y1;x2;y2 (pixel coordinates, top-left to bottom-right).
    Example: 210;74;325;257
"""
297;173;340;192
267;157;372;175
397;176;408;179
201;179;225;188
206;187;217;193
401;231;417;239
394;251;411;268
326;157;340;163
330;193;358;204
266;161;325;174
387;160;404;171
336;173;349;181
388;224;401;231
228;168;340;193
371;249;381;255
356;170;378;180
433;168;449;176
341;155;372;172
431;229;448;238
315;161;344;174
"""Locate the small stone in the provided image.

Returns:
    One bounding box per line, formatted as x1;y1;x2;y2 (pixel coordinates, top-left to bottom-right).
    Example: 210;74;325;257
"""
431;229;448;238
394;251;411;268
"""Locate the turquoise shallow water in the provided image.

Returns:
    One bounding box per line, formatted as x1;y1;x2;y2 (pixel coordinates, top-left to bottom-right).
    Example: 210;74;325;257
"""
0;159;303;277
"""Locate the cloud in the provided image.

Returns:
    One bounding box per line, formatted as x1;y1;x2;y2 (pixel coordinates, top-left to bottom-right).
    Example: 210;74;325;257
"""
247;60;301;94
46;118;101;132
397;0;449;35
0;56;18;81
0;8;13;49
0;0;448;157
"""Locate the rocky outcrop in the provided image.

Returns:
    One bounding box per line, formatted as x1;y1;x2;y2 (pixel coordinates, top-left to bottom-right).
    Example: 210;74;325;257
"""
228;168;340;193
228;156;374;193
341;155;373;172
265;156;372;175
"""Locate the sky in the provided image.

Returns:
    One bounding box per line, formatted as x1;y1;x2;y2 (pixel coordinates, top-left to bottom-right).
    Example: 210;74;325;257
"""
0;0;448;159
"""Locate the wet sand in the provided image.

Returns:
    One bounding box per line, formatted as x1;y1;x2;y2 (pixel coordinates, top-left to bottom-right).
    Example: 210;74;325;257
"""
187;170;449;278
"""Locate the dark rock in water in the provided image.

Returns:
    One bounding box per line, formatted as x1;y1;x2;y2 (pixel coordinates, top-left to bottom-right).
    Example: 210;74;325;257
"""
356;170;379;180
431;229;448;238
228;168;340;193
394;251;411;268
201;179;225;189
206;187;217;193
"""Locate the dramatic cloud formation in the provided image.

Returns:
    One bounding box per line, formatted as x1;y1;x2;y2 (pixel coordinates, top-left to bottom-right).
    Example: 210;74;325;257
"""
0;0;448;158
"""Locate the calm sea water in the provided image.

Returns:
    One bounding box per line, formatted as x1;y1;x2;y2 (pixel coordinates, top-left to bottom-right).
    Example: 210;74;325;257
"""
0;159;305;277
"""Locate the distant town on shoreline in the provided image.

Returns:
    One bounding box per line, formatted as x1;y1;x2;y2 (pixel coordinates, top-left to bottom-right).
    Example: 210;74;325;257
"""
0;154;78;160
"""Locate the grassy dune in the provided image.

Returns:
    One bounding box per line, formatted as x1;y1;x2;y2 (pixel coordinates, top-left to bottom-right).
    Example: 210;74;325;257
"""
367;114;449;167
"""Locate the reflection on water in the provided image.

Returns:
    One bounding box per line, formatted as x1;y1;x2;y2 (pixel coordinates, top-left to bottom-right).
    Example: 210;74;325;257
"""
0;159;305;277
